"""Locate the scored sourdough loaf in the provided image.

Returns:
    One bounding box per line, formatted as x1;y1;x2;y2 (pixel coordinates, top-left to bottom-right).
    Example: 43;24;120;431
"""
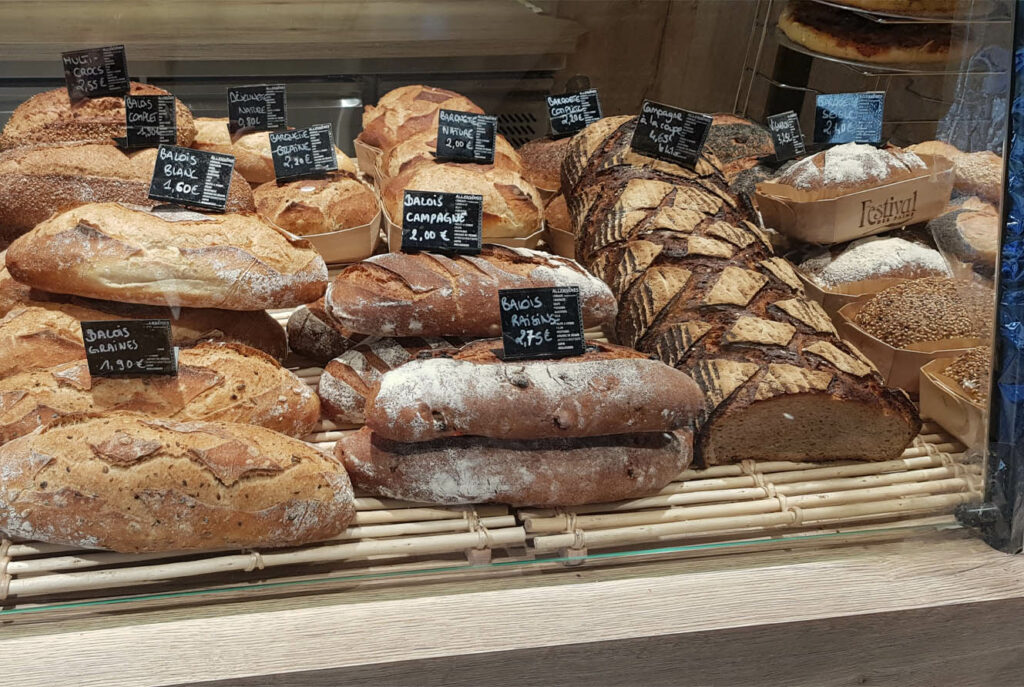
0;341;319;443
358;85;484;150
0;412;355;552
336;426;692;507
0;82;198;150
377;130;522;180
319;336;464;425
6;203;328;309
286;298;371;364
0;143;254;240
364;340;704;442
253;172;378;236
324;245;617;337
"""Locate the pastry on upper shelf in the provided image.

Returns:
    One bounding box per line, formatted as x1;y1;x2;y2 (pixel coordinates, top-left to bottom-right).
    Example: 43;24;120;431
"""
907;140;1002;204
517;136;573;192
797;235;951;289
770;142;927;198
0;82;198;150
778;1;955;64
358;85;484;151
823;0;983;18
254;172;378;236
377;130;521;180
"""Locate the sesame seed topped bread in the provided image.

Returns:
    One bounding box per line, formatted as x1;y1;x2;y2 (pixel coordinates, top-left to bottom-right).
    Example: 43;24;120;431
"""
0;82;197;151
0;412;355;552
358;85;484;150
378;130;522;180
771;143;928;198
6;203;329;310
254;172;379;236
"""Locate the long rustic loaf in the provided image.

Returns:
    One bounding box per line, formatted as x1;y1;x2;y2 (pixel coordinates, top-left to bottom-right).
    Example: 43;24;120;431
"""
358;85;484;150
0;341;319;443
0;82;197;150
325;245;616;337
286;298;370;364
336;426;692;507
364;340;704;442
0;412;355;552
6;203;328;310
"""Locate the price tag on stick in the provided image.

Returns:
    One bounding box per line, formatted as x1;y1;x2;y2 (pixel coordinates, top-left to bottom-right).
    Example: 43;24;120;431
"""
547;88;602;137
61;45;130;102
227;84;287;133
148;145;235;212
435;109;497;164
270;124;338;180
631;99;713;169
814;91;885;145
401;190;482;254
119;94;177;148
499;286;586;361
767;110;806;162
81;319;177;377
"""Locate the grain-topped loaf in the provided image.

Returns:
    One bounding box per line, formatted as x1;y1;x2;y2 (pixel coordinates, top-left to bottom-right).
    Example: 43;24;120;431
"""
518;136;572;191
286;299;371;364
771;142;928;198
364;340;704;442
324;245;617;337
927;195;999;274
907;140;1002;203
254;172;378;236
6;203;328;310
377;130;522;180
0;341;319;444
359;85;484;150
337;426;692;507
705;114;775;181
0;82;197;150
945;346;990;402
0;412;355;552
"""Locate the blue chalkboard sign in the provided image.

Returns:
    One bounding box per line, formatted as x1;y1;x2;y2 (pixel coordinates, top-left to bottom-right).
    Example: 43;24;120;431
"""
813;92;885;145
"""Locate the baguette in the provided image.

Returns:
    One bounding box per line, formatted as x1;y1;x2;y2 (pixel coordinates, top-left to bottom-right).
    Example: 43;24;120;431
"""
0;412;355;552
359;85;484;150
6;203;328;310
336;426;692;507
324;245;616;337
0;341;319;443
364;340;704;442
286;299;371;364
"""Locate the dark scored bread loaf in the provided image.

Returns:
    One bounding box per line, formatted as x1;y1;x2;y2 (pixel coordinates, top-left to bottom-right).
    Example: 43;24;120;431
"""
286;298;372;363
325;245;617;337
336;426;692;507
0;412;355;552
364;340;704;442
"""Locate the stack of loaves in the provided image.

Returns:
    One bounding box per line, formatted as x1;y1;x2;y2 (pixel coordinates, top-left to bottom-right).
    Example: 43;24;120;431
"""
562;115;922;465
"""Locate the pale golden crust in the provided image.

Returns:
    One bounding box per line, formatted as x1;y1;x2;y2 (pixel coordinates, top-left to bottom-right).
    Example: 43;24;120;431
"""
378;130;521;180
254;172;378;236
358;85;484;150
544;194;571;233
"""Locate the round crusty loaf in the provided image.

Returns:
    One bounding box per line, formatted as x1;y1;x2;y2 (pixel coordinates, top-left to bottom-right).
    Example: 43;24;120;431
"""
771;142;928;198
358;85;484;150
191;117;358;186
0;412;355;552
0;341;320;443
6;203;328;310
907;140;1002;203
377;129;522;180
705;114;775;181
927;196;999;273
0;142;255;240
0;82;198;151
382;162;542;239
544;193;570;233
336;426;692;507
254;172;378;236
518;136;572;191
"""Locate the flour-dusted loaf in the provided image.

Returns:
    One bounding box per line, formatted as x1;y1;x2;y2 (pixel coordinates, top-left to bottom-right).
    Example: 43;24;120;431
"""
286;298;370;364
518;136;572;191
0;143;254;240
364;340;704;442
0;82;197;150
358;85;484;150
319;336;464;425
324;245;617;337
771;142;928;198
254;172;378;236
337;426;692;507
0;412;355;552
0;341;319;444
6;203;328;309
377;130;522;180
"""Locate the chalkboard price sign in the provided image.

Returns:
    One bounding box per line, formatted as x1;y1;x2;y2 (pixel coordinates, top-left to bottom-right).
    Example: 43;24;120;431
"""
767;110;806;162
547;89;602;137
148;145;235;212
499;286;585;361
813;91;885;145
269;124;338;180
121;94;177;148
630;99;713;168
435;109;497;164
401;190;482;254
227;84;287;133
61;45;130;102
81;319;177;377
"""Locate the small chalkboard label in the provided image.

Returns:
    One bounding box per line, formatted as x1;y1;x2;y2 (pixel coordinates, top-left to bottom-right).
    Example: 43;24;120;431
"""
435;109;496;164
547;89;602;137
148;145;235;212
401;190;483;254
269;124;338;180
61;45;130;102
631;99;713;168
814;91;885;145
499;286;585;361
81;319;177;377
120;94;177;148
227;84;287;133
767;111;805;162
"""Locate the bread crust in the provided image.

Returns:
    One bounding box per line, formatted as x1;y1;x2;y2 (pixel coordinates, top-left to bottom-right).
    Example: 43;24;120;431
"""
517;136;572;190
358;85;484;150
254;172;378;236
0;412;355;552
378;130;521;180
771;142;927;198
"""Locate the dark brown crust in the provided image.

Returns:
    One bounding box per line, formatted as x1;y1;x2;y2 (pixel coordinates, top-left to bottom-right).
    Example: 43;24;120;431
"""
706;115;775;180
518;136;572;190
286;299;370;363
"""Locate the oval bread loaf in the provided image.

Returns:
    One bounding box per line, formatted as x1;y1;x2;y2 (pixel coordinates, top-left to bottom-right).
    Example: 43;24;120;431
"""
359;85;484;150
518;136;572;191
336;427;692;507
324;245;617;337
6;203;329;310
378;130;522;180
0;412;355;552
254;172;378;236
0;341;319;443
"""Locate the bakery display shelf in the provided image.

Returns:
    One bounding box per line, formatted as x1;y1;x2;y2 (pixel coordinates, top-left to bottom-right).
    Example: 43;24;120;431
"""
810;0;1011;24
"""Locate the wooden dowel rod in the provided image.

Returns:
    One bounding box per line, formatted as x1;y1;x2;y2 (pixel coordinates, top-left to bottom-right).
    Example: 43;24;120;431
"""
353;496;442;510
353;504;506;524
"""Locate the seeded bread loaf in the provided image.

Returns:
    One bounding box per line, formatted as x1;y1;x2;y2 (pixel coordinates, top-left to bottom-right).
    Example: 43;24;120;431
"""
324;245;617;337
337;426;692;507
358;85;484;150
927;195;999;273
286;298;370;363
6;203;328;309
377;130;521;180
0;412;355;552
0;82;197;150
254;172;378;236
907;140;1002;203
